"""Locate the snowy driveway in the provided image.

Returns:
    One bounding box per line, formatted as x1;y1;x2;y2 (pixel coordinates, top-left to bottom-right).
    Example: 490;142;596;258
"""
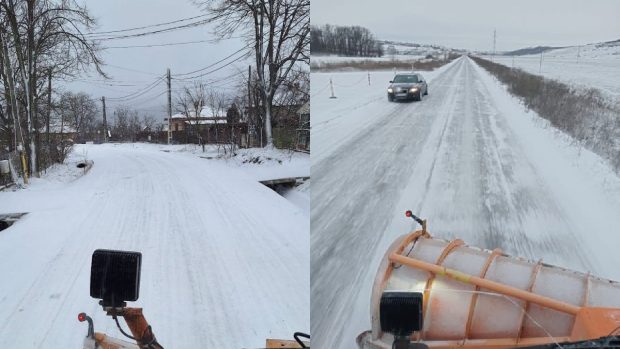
310;57;620;349
0;144;309;348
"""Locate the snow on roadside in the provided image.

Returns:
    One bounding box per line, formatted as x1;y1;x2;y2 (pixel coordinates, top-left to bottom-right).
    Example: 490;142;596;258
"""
147;143;309;181
280;180;310;217
7;149;92;191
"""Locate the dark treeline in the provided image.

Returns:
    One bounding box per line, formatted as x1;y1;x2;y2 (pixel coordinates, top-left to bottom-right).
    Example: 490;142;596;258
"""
310;24;383;57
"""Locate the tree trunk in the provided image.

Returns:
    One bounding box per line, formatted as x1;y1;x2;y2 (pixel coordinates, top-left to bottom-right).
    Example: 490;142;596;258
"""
264;100;273;148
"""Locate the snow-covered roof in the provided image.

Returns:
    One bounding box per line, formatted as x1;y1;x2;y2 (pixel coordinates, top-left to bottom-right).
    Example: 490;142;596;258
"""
184;118;227;125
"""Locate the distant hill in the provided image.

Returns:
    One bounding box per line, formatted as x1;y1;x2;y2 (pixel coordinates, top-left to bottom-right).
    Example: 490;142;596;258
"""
597;39;620;48
503;46;563;56
379;40;467;57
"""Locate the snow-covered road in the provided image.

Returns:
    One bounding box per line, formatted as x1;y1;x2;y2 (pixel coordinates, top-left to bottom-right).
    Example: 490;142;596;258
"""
0;144;309;348
311;56;620;349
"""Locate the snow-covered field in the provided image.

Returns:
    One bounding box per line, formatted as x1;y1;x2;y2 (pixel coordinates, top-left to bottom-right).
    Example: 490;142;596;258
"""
311;54;422;65
311;43;449;67
0;143;309;348
311;56;620;349
484;42;620;100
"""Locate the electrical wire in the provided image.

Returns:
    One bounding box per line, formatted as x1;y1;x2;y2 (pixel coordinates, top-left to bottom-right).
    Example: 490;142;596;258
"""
174;70;244;86
88;19;211;41
113;315;136;341
171;25;294;81
66;79;140;87
105;38;236;49
84;14;209;36
112;315;164;349
171;55;247;81
105;64;163;76
174;47;248;77
106;76;165;101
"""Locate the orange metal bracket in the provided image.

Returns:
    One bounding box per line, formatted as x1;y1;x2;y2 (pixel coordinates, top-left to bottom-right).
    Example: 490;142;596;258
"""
420;239;464;339
463;248;502;340
105;308;163;349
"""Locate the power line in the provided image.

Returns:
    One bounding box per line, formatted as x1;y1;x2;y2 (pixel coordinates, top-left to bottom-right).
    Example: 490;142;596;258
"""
88;18;210;41
172;55;247;81
174;47;248;77
66;79;141;87
105;64;162;76
106;76;166;101
105;38;232;49
84;14;209;36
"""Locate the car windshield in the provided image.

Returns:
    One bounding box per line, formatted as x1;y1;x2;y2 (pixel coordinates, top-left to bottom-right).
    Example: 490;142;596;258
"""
393;75;419;83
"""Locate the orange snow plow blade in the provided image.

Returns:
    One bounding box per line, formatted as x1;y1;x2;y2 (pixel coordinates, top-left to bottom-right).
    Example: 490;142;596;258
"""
358;228;620;348
266;339;309;348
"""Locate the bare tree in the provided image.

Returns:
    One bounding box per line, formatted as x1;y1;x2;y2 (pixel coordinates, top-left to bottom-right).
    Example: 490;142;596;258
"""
112;106;130;141
206;89;228;153
310;25;382;57
0;0;104;178
197;0;310;148
58;91;98;142
226;102;241;154
175;82;207;149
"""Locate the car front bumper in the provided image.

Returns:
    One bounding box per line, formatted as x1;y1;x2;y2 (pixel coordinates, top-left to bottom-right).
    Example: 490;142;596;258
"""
389;91;419;100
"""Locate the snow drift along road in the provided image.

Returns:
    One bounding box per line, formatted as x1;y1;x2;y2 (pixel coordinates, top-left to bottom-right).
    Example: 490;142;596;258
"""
311;56;620;349
0;144;309;348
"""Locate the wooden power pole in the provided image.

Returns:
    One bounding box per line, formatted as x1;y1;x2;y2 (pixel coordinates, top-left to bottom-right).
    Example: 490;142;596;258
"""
101;96;108;142
248;65;252;146
167;68;172;145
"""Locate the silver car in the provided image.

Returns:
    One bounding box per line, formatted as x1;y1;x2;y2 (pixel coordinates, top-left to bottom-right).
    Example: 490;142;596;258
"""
387;73;428;102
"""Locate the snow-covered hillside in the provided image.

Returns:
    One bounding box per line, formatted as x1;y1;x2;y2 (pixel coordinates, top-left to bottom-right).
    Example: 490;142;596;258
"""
0;143;309;348
485;40;620;100
312;41;454;67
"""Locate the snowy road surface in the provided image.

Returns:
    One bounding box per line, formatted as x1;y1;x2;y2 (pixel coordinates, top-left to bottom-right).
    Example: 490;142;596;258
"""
0;144;309;348
311;56;620;349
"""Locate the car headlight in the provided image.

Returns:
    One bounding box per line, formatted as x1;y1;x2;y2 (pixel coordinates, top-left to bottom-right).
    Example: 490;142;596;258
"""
387;88;393;93
410;88;419;92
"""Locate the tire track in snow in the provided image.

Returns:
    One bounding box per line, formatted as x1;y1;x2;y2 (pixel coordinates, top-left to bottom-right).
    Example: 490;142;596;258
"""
0;145;308;348
311;58;468;349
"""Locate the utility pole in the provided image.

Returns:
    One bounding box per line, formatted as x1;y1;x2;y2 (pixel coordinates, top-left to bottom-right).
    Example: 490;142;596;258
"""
539;50;544;74
46;70;52;148
167;68;172;145
101;96;108;143
492;29;496;62
248;65;252;146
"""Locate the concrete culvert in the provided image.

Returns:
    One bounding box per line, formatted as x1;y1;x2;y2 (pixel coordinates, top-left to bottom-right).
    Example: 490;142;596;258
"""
0;220;9;232
76;162;87;169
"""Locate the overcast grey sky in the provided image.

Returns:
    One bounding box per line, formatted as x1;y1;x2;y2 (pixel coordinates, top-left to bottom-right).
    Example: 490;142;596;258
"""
311;0;620;51
63;0;250;120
